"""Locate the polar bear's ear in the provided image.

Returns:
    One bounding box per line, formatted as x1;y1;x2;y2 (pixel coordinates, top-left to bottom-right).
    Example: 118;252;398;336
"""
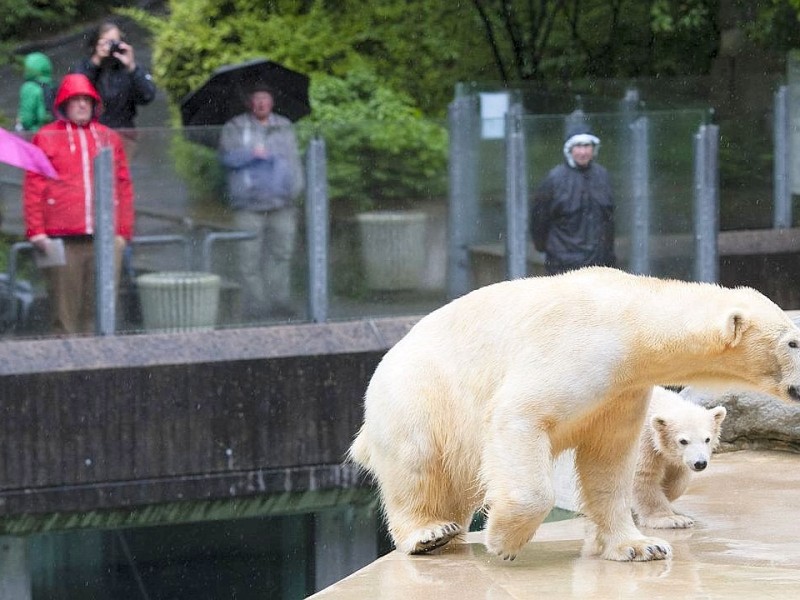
651;415;669;433
710;405;727;426
721;310;750;348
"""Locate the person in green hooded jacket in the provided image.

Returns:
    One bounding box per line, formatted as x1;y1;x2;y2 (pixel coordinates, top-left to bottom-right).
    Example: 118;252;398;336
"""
16;52;55;132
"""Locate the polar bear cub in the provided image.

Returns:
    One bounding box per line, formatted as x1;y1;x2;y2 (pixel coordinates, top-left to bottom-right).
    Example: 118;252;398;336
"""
633;386;726;529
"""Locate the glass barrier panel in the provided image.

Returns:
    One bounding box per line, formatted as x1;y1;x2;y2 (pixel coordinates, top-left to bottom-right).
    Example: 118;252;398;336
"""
0;118;453;339
0;101;784;339
304;119;449;322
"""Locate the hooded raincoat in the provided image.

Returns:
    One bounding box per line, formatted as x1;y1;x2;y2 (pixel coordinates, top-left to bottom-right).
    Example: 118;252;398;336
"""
22;73;134;241
17;52;54;132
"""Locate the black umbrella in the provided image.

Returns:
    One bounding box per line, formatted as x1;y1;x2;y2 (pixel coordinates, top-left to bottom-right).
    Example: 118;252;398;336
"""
180;58;311;145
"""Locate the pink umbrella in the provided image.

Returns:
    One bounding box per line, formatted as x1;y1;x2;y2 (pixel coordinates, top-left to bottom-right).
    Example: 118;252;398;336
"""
0;128;58;179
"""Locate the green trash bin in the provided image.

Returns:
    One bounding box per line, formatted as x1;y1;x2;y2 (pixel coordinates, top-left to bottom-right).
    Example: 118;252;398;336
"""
136;271;221;332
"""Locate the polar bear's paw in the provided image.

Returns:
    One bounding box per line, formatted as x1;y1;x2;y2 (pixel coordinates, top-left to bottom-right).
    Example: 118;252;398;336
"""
484;521;536;561
402;522;462;554
602;536;672;562
638;513;695;529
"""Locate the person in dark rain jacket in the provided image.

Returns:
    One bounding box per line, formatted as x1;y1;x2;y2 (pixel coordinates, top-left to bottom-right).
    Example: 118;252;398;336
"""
71;20;156;136
531;124;615;275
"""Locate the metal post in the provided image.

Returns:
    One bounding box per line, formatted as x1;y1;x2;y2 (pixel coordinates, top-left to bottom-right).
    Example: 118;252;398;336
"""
447;94;480;298
306;136;329;323
94;147;116;335
505;103;528;280
774;86;792;228
629;116;651;274
693;124;720;283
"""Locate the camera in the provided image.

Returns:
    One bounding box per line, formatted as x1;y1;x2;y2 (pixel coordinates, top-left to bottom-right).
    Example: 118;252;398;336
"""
108;40;123;55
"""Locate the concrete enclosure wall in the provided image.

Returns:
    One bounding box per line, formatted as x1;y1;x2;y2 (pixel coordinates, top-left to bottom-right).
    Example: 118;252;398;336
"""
0;318;419;520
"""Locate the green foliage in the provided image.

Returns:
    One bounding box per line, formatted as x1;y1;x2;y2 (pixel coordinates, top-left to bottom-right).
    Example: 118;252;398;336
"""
169;134;226;205
738;0;800;53
0;0;128;51
134;0;365;107
302;68;448;211
470;0;721;81
0;0;78;40
343;3;486;116
129;1;449;210
131;0;483;116
650;0;711;33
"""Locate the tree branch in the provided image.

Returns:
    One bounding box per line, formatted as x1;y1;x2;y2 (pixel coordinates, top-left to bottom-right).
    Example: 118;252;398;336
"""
472;0;510;83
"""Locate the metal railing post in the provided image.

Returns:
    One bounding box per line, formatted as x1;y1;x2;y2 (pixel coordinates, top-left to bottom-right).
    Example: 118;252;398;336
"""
774;86;792;229
94;147;116;335
693;124;720;283
306;136;329;323
629;116;651;274
447;94;480;298
505;103;528;280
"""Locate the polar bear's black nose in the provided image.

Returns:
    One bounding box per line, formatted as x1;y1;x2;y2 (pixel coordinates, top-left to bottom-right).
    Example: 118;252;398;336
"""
693;460;707;471
789;386;800;402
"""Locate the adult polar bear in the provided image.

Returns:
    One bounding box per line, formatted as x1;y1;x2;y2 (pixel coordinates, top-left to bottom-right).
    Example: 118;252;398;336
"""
349;267;800;562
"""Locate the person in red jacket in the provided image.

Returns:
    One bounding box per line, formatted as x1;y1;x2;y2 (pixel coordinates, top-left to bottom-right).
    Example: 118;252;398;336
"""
23;73;134;335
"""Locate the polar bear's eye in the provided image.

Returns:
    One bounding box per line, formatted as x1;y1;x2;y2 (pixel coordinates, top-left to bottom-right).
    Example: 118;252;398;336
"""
679;439;689;446
790;341;798;349
705;437;711;443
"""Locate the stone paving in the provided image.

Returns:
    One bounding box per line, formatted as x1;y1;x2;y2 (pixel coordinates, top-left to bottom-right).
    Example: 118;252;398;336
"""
311;450;800;599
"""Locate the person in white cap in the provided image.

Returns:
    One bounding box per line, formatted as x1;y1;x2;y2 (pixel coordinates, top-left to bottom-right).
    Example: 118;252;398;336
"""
530;123;615;275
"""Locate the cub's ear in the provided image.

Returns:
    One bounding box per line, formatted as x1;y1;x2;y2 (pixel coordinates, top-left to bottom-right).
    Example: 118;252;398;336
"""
651;415;669;433
710;405;727;426
720;310;750;348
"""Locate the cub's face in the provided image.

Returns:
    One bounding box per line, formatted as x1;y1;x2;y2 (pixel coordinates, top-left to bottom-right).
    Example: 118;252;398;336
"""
652;405;727;471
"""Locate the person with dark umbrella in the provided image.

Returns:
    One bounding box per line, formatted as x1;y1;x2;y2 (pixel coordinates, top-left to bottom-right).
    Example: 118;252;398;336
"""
218;84;304;320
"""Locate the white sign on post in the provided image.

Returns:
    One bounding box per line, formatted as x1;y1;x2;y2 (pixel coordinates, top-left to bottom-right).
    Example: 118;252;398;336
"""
479;92;510;140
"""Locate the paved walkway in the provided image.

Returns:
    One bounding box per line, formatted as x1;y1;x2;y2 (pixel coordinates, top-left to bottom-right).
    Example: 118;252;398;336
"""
310;450;800;599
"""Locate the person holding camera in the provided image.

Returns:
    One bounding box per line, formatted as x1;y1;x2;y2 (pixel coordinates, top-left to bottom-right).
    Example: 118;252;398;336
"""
70;19;156;138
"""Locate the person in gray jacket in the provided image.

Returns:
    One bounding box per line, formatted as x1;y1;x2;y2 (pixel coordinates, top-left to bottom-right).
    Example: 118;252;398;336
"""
219;84;304;319
530;124;615;275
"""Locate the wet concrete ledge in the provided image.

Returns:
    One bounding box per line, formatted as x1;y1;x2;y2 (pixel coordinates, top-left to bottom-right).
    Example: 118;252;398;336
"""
0;317;421;519
0;316;421;376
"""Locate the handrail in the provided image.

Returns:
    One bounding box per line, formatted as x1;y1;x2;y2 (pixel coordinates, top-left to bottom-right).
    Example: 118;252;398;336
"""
200;230;256;272
136;207;238;233
7;241;33;303
130;234;193;271
0;235;193;331
0;241;34;329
